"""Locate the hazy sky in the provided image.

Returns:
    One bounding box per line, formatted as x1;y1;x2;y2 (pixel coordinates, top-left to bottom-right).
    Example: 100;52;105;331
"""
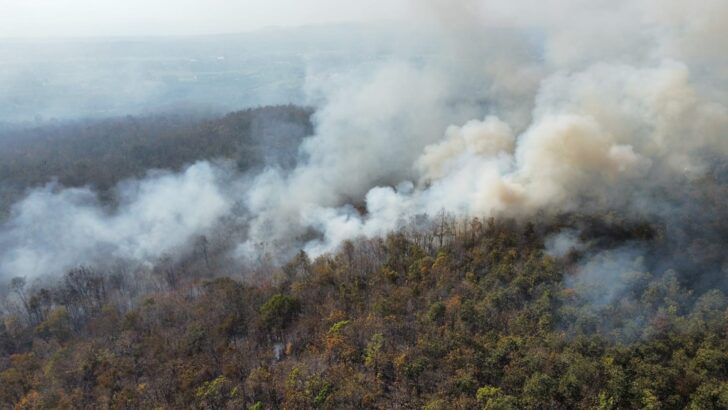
0;0;412;38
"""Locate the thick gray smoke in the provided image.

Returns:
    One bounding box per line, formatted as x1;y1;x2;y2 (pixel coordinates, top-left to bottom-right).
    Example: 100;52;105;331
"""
2;0;728;290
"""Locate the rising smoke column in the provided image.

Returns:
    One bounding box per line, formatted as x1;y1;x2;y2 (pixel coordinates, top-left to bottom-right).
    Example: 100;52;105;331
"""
242;0;728;259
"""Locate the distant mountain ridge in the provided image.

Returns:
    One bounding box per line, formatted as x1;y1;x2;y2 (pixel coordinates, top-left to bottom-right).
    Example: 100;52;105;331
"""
0;105;313;214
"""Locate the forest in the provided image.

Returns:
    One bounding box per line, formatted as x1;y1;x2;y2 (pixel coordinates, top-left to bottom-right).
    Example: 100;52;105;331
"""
2;213;728;409
0;95;727;410
4;0;728;408
2;177;728;409
2;106;728;409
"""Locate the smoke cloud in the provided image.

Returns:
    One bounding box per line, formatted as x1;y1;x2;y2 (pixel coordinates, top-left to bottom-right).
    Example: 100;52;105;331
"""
0;162;232;280
2;0;728;298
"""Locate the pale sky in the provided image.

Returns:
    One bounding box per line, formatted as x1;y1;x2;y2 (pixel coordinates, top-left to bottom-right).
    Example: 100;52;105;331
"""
0;0;412;38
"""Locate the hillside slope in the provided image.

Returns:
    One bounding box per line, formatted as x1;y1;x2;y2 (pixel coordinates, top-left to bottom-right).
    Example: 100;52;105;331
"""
2;217;728;409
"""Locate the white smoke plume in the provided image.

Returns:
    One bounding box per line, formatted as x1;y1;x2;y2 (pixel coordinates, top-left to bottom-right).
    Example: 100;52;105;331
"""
292;60;726;258
544;230;583;258
2;0;728;282
0;162;232;279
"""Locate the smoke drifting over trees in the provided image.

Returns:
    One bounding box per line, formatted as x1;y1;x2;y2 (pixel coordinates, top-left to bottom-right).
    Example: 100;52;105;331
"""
3;1;728;407
2;1;728;295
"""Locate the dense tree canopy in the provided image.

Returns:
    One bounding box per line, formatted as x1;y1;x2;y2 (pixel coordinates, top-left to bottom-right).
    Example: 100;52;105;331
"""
2;216;728;409
2;106;728;409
